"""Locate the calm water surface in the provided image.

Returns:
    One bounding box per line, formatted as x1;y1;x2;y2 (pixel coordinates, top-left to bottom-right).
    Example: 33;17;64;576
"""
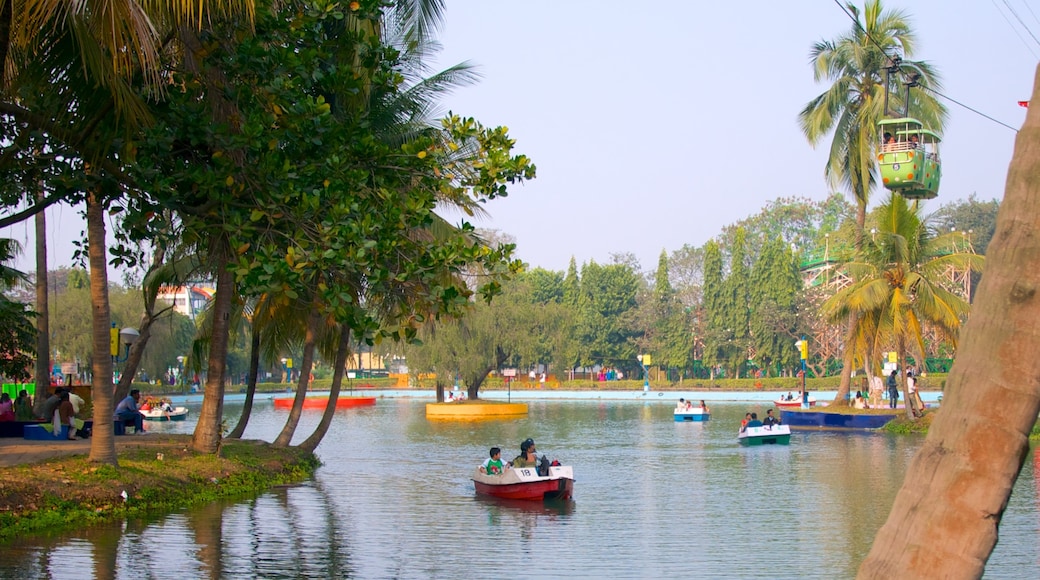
2;397;1038;579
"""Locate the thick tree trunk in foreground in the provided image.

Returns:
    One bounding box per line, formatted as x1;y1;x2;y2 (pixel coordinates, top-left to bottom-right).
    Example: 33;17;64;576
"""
859;64;1040;579
228;328;261;439
85;193;117;465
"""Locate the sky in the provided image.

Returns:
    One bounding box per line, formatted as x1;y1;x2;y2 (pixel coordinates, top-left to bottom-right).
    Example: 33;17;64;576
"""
3;0;1036;276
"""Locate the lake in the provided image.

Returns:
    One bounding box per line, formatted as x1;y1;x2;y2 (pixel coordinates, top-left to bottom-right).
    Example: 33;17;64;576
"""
1;394;1035;579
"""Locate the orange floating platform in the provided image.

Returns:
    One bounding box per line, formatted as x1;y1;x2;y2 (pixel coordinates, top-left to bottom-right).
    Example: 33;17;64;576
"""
273;396;376;410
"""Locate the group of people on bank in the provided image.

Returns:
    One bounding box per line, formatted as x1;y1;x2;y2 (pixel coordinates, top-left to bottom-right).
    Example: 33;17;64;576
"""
0;387;88;439
860;369;924;415
0;386;151;438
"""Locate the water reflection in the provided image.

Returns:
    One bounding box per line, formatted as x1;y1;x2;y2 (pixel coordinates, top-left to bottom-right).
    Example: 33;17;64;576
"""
1;398;1037;578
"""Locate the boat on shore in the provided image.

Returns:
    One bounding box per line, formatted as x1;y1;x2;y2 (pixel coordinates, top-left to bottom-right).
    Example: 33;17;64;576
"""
273;396;376;410
674;408;710;422
738;424;792;446
472;464;575;501
141;406;190;421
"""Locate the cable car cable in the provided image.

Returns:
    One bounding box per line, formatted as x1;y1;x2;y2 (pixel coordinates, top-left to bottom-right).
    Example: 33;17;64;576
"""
990;0;1040;59
918;85;1020;133
830;0;1019;133
998;0;1040;50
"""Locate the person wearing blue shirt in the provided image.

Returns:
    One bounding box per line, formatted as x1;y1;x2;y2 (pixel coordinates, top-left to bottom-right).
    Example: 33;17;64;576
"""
745;413;764;429
114;389;146;434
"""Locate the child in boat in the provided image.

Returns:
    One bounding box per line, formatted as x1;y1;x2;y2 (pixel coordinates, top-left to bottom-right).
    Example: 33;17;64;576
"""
676;398;686;411
700;400;709;414
480;447;507;475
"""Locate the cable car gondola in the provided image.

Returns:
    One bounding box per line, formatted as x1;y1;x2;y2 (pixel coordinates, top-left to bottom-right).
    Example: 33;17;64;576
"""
877;117;941;200
877;60;942;200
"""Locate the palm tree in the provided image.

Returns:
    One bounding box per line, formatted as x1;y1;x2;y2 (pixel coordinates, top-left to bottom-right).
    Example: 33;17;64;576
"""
800;0;946;402
821;194;982;418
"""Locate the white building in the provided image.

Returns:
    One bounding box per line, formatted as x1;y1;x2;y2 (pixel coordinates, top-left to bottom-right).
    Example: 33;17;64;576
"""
156;285;214;320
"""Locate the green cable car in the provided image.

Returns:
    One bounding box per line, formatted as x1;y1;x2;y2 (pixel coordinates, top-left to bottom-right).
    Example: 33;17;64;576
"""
877;118;941;200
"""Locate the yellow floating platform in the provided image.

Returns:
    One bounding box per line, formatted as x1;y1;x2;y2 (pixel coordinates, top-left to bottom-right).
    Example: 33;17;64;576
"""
425;400;528;420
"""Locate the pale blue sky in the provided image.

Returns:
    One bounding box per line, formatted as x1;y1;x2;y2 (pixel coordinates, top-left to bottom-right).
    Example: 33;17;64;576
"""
429;0;1034;272
3;1;1034;276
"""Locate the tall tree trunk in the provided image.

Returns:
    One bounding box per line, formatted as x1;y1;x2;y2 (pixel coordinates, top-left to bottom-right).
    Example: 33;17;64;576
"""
34;185;50;397
833;313;858;405
228;327;261;439
298;326;349;453
191;238;233;454
858;64;1040;578
273;309;320;448
85;192;117;465
897;336;913;420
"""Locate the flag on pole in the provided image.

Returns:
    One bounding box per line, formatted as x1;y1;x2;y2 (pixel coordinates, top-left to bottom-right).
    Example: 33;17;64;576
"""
1020;101;1030;108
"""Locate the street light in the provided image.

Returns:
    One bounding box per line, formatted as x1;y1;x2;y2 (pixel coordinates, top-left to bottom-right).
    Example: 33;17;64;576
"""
794;338;808;407
111;323;140;363
637;354;651;392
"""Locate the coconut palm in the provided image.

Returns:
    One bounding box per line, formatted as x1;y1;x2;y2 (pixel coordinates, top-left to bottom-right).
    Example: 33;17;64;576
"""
821;194;982;418
800;0;946;402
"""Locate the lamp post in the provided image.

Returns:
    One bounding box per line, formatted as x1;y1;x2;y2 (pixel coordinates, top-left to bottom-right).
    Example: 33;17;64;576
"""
637;354;651;392
176;356;185;395
795;338;808;408
110;324;140;363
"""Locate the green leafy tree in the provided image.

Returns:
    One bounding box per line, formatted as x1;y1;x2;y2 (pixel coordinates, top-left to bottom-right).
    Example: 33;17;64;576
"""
399;274;565;399
721;228;751;377
573;260;642;375
749;237;803;376
0;239;35;380
647;251;691;378
700;241;724;378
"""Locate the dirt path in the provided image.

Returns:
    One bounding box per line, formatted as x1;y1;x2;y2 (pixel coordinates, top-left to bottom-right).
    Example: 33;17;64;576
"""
0;435;191;467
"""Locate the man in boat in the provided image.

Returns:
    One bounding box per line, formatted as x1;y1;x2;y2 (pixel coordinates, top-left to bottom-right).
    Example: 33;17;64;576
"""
676;398;686;411
762;409;780;427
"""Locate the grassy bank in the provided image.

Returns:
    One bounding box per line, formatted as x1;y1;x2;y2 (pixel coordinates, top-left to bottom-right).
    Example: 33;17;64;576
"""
0;435;320;544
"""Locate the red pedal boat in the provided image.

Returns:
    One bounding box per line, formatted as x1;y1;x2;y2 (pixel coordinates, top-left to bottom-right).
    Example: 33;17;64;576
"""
273;396;376;410
472;465;574;501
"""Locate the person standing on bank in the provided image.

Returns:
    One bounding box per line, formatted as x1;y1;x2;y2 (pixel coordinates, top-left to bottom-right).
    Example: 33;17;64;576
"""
887;370;900;409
